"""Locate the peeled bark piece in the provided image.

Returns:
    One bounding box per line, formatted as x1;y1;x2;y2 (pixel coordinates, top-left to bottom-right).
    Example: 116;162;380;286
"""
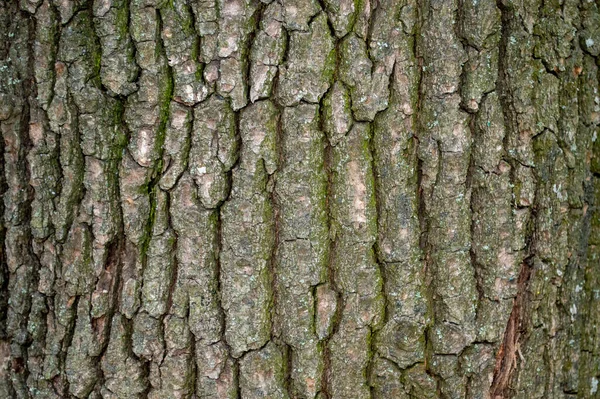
281;0;320;32
93;0;139;96
0;0;599;397
170;173;222;343
339;34;390;121
275;104;328;398
239;342;288;399
323;0;358;38
220;100;278;357
249;1;286;102
276;13;336;106
159;101;192;190
190;0;260;110
327;123;384;399
161;1;210;105
101;314;147;398
323;81;353;145
190;95;238;208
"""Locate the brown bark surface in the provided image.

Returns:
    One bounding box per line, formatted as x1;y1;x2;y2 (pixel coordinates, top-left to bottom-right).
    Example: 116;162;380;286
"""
0;0;599;398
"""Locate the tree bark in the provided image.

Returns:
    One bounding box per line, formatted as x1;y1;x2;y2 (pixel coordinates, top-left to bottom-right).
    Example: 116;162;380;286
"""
0;0;599;398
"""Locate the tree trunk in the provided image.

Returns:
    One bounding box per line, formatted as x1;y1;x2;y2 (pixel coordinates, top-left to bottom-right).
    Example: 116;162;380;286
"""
0;0;599;397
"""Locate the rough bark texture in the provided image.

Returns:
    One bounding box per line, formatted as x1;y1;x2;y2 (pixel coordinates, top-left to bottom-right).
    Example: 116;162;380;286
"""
0;0;599;398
